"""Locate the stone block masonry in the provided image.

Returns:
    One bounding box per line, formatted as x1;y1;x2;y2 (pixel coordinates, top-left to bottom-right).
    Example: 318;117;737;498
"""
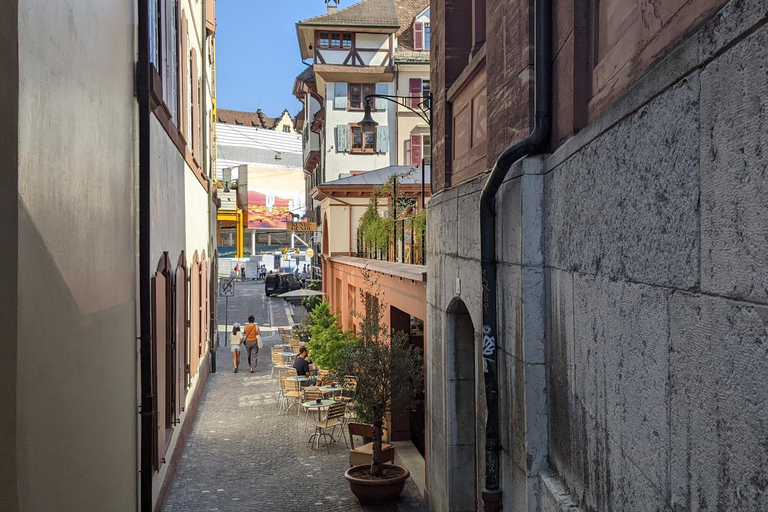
426;0;768;510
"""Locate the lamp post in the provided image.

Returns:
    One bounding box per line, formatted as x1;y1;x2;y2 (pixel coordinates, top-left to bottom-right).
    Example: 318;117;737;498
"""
359;93;432;265
359;93;431;205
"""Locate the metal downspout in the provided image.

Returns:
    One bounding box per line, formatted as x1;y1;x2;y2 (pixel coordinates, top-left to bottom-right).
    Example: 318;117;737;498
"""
202;0;216;372
137;0;153;509
479;0;551;509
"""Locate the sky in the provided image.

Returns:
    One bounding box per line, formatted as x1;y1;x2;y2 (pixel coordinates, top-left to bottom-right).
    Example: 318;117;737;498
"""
216;0;359;117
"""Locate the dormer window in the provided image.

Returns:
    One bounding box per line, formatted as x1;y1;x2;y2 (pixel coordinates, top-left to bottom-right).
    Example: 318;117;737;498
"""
343;34;352;48
319;32;330;47
331;33;341;47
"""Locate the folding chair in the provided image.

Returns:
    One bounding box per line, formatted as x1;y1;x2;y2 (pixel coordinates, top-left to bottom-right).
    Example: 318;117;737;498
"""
279;377;302;414
311;402;347;452
301;388;324;431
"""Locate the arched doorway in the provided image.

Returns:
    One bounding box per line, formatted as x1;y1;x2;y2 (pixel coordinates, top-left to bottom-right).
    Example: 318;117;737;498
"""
445;298;477;511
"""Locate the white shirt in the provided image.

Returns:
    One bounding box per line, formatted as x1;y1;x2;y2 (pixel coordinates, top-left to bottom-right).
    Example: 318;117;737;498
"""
230;332;243;345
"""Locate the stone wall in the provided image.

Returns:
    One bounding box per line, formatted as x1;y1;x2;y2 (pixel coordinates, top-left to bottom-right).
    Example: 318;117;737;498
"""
426;0;768;510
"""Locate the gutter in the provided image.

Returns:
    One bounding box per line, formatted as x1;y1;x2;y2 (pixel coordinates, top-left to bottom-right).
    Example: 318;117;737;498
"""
479;0;551;510
137;0;153;509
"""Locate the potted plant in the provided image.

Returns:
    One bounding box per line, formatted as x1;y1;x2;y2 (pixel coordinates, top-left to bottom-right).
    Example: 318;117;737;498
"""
338;273;424;502
304;300;357;376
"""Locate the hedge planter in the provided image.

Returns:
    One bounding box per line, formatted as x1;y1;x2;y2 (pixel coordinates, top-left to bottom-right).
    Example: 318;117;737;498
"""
344;464;410;502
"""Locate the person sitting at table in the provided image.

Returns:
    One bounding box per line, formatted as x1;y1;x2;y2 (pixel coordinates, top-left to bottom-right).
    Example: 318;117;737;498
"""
293;346;311;376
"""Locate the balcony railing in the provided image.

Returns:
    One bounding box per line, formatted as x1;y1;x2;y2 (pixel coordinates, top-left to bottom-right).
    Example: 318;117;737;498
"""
356;216;426;266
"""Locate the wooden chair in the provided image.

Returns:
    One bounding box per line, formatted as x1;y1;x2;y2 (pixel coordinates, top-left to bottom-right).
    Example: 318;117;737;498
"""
348;422;395;467
311;402;347;452
271;349;290;378
301;388;324;430
279;377;302;414
338;375;357;402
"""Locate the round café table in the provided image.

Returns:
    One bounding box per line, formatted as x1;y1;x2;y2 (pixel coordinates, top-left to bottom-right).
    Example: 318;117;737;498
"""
319;385;342;398
302;399;336;442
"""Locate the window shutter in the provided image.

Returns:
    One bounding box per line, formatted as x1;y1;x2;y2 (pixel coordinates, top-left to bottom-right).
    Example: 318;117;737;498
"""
409;78;422;109
189;252;200;378
410;133;422;166
336;125;351;153
334;82;348;110
152;257;169;470
180;14;188;143
414;22;424;51
191;49;199;155
174;256;187;419
375;83;388;110
376;126;389;154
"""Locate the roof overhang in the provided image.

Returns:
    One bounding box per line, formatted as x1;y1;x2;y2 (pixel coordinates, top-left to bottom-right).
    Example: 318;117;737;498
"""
296;23;398;60
313;65;394;92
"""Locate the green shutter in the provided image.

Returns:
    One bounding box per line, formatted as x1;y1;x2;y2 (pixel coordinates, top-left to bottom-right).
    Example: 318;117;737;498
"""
375;83;388;110
336;125;350;153
376;126;389;154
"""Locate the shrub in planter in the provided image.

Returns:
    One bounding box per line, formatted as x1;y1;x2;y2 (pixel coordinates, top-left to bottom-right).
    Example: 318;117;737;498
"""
338;276;423;483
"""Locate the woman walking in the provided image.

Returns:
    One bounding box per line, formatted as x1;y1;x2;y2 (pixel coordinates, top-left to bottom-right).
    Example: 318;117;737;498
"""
230;324;243;373
243;315;261;373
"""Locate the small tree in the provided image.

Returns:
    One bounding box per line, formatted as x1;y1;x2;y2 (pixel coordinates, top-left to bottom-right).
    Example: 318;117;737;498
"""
302;279;323;313
305;301;356;374
338;270;424;477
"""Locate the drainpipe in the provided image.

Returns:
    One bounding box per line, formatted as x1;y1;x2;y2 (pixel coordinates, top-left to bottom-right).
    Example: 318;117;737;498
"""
479;0;551;510
137;0;153;509
202;0;217;373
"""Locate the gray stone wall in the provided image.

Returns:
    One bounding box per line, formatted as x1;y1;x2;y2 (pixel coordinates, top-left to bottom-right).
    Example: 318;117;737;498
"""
426;0;768;510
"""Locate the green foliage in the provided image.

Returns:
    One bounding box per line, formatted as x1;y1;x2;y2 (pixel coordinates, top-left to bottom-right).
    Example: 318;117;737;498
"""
336;273;424;476
302;280;325;313
304;301;357;374
409;207;426;244
358;202;393;251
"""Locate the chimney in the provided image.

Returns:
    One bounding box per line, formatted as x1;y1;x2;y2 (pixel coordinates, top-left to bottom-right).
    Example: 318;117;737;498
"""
326;0;339;13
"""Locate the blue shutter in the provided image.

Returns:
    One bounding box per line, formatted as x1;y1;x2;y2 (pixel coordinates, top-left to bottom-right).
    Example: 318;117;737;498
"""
336;125;350;153
375;83;388;110
376;126;389;154
334;82;348;110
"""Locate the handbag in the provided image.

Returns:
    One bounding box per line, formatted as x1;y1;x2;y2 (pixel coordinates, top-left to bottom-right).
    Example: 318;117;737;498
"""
256;334;263;349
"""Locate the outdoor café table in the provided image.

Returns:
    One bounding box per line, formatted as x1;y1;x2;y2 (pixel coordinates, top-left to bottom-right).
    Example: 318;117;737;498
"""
319;385;342;398
302;399;337;437
285;375;310;383
280;351;297;362
273;343;291;348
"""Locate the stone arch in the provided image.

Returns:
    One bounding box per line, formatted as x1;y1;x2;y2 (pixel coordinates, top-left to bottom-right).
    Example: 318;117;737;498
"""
445;297;478;511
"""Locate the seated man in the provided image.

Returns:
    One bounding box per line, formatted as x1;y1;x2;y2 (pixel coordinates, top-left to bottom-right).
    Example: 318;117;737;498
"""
292;346;311;376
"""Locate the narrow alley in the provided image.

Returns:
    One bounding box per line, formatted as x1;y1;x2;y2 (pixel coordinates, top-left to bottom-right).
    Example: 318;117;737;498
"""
164;281;427;512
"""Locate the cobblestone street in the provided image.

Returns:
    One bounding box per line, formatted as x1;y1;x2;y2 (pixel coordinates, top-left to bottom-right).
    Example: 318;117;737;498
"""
165;280;427;512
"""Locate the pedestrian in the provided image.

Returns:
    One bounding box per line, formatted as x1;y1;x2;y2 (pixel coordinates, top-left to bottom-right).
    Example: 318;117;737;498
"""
243;315;261;373
230;323;243;373
234;263;239;279
241;264;246;281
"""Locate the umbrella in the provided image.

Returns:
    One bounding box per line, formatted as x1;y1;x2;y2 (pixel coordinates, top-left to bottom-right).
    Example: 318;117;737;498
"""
276;289;326;298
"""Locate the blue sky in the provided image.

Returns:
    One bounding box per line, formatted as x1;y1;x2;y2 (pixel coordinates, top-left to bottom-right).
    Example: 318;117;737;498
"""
216;0;357;117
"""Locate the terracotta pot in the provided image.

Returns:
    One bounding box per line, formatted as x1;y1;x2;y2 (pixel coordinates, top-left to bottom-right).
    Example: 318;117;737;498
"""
344;464;410;502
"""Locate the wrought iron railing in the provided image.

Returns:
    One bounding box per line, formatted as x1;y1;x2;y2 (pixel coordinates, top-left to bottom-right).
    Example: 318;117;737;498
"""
356;216;426;266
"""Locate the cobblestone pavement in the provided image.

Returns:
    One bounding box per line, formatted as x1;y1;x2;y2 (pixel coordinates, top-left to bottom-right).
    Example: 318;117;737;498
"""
166;280;428;512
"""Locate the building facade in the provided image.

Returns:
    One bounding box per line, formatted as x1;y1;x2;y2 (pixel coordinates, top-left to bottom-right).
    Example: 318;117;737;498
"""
216;120;305;257
427;0;768;511
1;0;218;510
293;0;432;463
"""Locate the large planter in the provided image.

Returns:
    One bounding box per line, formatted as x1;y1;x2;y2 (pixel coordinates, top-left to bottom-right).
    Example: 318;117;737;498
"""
344;464;410;502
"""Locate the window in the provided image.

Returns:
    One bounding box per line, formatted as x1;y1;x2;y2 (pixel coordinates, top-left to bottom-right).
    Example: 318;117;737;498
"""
422;79;431;102
318;31;352;49
424;23;431;50
283;125;291;133
331;33;341;47
422;134;431;165
149;0;181;124
351;125;376;153
343;34;352;48
319;32;330;47
348;83;375;110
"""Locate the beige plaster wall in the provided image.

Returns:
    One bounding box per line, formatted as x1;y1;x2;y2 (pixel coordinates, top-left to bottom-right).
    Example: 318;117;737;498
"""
16;0;138;510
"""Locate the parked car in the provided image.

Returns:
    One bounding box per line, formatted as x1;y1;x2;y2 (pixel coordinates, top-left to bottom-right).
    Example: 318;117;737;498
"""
265;273;302;296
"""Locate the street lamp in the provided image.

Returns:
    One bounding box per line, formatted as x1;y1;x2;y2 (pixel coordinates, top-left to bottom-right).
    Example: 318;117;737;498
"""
357;92;432;206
